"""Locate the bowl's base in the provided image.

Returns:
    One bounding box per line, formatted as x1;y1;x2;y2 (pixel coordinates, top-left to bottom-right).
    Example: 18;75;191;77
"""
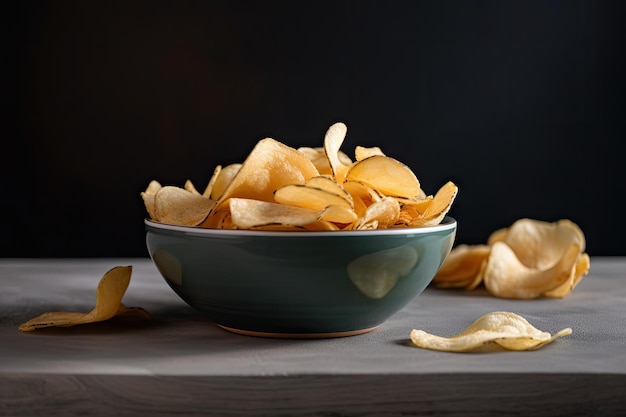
217;324;379;339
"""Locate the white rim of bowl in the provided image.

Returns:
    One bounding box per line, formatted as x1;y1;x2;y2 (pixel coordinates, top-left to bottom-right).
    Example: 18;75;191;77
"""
145;217;456;237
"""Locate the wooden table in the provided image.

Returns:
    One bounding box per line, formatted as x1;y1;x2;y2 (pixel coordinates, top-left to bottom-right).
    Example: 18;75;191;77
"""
1;258;625;416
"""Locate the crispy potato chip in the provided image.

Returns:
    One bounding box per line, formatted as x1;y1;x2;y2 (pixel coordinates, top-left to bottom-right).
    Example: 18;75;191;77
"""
543;252;591;298
18;266;150;332
228;198;321;229
298;146;352;176
408;181;458;227
346;155;423;199
355;197;400;230
184;179;201;195
323;122;351;183
274;184;353;211
354;145;385;161
203;165;222;198
209;163;241;200
409;311;572;352
154;186;217;226
319;204;358;225
489;218;586;270
140;180;162;220
216;139;319;208
482;241;583;299
434;218;590;299
432;244;491;289
306;176;352;200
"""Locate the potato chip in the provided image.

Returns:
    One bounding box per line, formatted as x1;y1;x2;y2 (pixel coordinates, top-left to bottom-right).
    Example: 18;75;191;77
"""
432;244;491;289
228;198;322;229
323;122;351;183
433;218;590;299
209;163;241;200
18;266;150;332
408;181;458;227
409;311;572;352
274;184;353;211
355;197;400;230
482;241;583;299
140;180;162;220
184;179;201;195
216;138;319;208
319;204;358;225
354;145;385;161
345;155;423;199
298;146;352;176
203;164;223;198
154;186;216;226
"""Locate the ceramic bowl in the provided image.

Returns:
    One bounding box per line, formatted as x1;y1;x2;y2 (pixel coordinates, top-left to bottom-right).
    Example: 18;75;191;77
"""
145;217;456;338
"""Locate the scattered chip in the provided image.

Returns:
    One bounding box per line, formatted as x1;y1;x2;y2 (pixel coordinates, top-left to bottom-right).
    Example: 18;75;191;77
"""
18;266;150;332
433;218;590;299
409;311;572;352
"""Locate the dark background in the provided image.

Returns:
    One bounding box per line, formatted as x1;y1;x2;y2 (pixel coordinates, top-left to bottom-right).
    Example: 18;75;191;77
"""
5;0;625;257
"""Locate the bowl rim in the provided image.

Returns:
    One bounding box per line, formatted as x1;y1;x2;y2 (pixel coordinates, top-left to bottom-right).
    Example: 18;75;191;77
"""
145;216;456;237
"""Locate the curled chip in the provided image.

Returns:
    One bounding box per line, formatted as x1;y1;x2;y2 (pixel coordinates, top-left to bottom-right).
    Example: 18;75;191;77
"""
141;122;457;231
409;311;572;352
18;266;150;332
433;218;590;299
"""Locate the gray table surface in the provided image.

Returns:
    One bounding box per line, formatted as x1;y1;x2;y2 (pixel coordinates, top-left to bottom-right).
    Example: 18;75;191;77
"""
1;257;625;417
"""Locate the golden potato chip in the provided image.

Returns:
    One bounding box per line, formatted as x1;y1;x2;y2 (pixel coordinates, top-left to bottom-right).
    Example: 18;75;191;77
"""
18;266;150;332
355;197;400;230
203;165;222;198
318;204;358;225
482;240;584;299
482;219;590;298
432;218;590;298
216;138;319;208
209;163;241;200
408;181;458;227
354;145;385;161
345;155;423;199
140;180;162;220
489;218;586;270
228;198;322;229
323;122;351;183
432;244;491;289
274;184;353;211
184;179;201;195
543;252;591;298
409;311;572;352
306;175;352;201
154;186;217;226
342;180;382;205
298;146;352;176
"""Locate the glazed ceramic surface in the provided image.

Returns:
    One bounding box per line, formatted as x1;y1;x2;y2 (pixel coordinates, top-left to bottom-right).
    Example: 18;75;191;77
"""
145;217;456;337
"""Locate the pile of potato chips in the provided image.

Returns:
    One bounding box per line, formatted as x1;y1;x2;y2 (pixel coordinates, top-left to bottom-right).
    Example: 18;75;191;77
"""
432;218;590;299
141;122;457;231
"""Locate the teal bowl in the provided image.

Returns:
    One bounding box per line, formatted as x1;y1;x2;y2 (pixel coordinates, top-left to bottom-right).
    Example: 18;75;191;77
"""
145;217;456;338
